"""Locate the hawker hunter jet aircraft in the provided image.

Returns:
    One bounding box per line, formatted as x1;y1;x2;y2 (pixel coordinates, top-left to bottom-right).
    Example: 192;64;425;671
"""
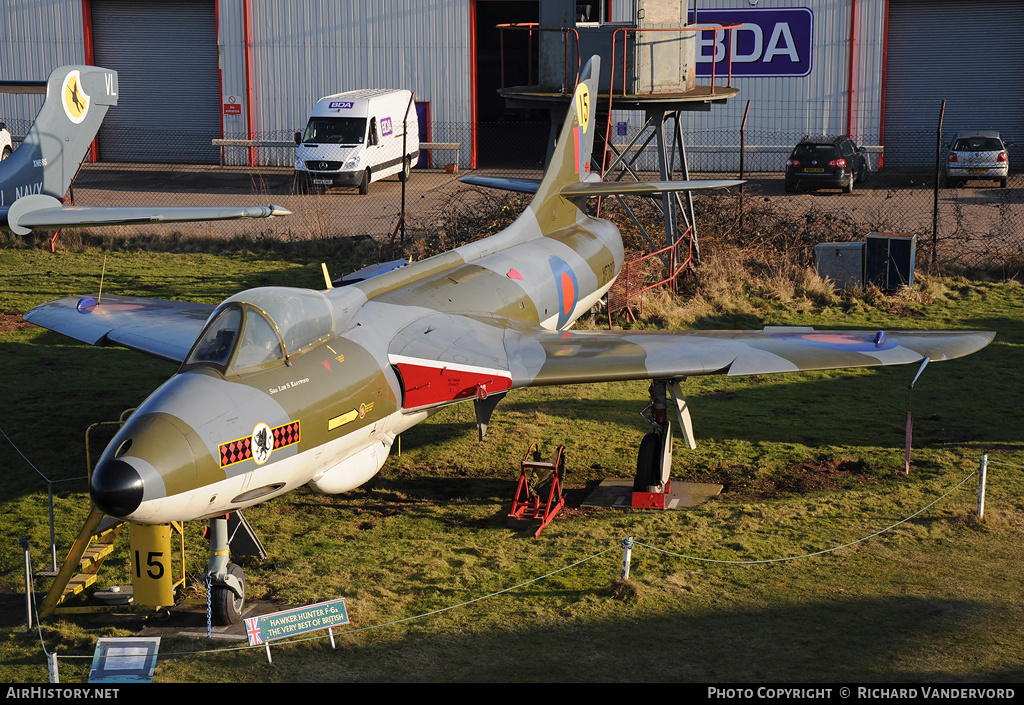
25;57;993;624
0;65;288;235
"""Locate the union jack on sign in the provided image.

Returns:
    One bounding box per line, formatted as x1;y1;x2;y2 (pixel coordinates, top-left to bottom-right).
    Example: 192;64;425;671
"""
245;617;263;645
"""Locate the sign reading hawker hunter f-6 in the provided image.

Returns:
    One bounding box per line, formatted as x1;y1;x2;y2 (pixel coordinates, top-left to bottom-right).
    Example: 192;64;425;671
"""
25;57;994;625
0;65;289;234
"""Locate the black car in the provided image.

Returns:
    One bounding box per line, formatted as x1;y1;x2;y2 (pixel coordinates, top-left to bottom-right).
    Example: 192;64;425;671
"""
785;135;869;193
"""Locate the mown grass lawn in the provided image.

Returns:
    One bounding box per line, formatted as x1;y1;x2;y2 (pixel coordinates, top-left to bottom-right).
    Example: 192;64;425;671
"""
1;241;1022;683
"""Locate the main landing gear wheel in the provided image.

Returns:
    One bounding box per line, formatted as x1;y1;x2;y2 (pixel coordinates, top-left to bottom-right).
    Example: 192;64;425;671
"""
634;432;663;493
212;562;246;625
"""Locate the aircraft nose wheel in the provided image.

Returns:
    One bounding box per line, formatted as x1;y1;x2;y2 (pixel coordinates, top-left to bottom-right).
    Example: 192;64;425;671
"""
205;515;247;626
212;562;246;625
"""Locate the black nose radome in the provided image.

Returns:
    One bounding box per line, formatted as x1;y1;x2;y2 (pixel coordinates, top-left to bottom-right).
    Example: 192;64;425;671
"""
91;459;144;517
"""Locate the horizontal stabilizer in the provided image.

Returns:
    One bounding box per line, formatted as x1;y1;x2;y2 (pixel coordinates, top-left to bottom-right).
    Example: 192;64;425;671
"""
457;175;742;198
4;194;290;235
559;179;743;197
458;175;540;194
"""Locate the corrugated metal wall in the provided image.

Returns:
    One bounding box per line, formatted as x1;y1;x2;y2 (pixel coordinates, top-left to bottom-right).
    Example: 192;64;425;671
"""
883;0;1024;169
91;0;221;163
218;0;473;167
0;0;86;136
6;0;1017;172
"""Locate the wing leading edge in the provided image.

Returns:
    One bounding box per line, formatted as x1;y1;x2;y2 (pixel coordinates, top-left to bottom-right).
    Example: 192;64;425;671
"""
23;294;215;363
386;313;994;410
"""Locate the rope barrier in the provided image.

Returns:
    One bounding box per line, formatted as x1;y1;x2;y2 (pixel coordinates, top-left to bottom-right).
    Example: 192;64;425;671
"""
51;545;620;661
635;467;979;565
0;425;86;485
41;460;987;668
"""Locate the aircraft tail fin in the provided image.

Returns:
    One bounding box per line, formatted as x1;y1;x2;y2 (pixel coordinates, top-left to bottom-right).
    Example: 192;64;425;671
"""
524;56;602;234
496;56;739;235
0;66;118;208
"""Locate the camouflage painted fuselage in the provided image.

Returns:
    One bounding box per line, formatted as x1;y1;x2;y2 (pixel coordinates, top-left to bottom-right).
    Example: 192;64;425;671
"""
94;206;623;524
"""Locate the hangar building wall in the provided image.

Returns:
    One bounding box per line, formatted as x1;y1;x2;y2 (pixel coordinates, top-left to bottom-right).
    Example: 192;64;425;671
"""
217;1;473;168
0;0;1020;171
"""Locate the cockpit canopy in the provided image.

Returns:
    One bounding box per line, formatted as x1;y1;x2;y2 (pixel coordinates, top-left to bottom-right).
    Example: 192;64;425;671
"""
184;287;334;373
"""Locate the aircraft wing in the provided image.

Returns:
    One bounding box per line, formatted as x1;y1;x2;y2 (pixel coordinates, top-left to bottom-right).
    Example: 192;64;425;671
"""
388;314;994;409
2;194;291;235
504;326;995;387
23;294;215;363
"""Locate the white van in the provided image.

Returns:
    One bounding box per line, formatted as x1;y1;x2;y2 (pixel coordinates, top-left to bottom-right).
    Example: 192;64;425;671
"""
294;89;418;194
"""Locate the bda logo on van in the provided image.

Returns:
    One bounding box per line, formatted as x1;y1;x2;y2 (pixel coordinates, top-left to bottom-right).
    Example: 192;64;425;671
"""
329;101;355;110
380;117;394;137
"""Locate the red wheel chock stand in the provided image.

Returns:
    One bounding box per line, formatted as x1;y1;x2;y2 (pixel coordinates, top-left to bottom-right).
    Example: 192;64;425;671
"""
509;443;566;538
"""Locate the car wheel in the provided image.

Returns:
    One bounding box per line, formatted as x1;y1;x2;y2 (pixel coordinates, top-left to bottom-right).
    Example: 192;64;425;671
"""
358;168;370;195
1000;177;1007;189
785;181;796;193
843;172;854;194
398;157;411;183
856;162;867;183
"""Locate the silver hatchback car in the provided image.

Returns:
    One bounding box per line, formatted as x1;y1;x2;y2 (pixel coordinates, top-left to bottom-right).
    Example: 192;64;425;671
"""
946;131;1009;188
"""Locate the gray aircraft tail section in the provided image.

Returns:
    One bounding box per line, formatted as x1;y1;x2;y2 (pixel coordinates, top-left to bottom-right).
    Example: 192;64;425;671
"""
0;65;118;209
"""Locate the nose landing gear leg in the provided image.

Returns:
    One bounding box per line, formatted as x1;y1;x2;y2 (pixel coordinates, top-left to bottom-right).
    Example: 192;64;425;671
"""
204;515;246;626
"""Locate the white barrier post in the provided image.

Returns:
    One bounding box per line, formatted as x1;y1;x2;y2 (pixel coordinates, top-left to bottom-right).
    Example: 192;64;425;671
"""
977;454;988;519
19;537;32;630
621;537;633;580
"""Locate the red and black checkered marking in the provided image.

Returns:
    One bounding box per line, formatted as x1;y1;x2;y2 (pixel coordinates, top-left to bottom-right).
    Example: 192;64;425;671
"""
219;420;301;468
219;437;252;468
272;421;300;450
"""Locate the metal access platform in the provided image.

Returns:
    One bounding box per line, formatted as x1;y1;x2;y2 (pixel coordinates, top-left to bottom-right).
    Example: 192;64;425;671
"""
495;8;740;271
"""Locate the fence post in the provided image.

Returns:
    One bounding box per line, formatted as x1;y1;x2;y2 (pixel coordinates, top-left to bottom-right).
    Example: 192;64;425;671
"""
620;537;634;580
739;100;750;191
932;99;945;272
47;482;57;573
19;537;32;630
977;453;988;519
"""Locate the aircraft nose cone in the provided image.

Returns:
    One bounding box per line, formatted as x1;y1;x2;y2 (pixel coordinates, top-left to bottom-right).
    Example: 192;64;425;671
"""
90;459;144;518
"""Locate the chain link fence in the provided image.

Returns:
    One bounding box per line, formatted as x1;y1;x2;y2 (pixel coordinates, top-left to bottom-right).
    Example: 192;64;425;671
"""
57;121;1023;274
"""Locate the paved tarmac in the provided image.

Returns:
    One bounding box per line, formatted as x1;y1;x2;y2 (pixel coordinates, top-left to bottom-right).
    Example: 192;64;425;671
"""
69;162;1022;266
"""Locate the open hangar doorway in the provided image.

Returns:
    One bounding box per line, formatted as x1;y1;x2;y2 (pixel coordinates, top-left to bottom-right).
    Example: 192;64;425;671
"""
473;0;549;169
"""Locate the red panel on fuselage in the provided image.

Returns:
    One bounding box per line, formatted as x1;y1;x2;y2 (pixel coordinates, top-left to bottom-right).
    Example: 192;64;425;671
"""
394;360;512;409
